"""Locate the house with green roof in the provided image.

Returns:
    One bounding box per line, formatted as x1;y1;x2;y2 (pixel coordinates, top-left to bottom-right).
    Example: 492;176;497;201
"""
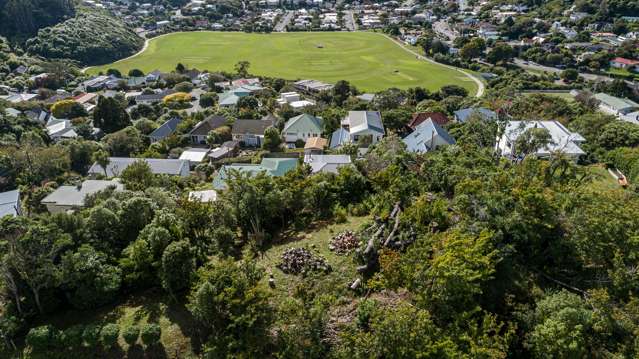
595;93;639;116
282;113;323;146
213;157;298;190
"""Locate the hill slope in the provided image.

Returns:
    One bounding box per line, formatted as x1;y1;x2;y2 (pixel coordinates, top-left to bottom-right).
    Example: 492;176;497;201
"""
25;10;143;66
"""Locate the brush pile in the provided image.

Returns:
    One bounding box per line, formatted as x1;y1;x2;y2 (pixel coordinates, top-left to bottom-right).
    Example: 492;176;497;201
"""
278;248;331;275
329;230;359;254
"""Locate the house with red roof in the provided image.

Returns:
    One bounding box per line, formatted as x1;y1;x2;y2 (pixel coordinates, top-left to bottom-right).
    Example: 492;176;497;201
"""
408;112;449;130
610;57;639;71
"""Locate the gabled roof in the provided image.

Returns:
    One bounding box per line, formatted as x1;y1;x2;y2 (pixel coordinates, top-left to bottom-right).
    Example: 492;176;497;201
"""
283;113;323;133
453;107;497;123
303;154;352;174
231;119;273;135
346;111;384;135
189;115;227;136
408;112;449;129
611;57;639;65
403;118;455;153
149;117;182;140
330;128;351;148
0;189;20;218
88;157;189;177
501;120;585;157
41;180;123;208
595;93;639;111
179;148;210;162
213;157;298;189
219;91;243;106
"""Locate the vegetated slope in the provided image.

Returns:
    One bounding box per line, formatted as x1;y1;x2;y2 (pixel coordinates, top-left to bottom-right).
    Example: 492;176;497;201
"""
0;0;75;39
90;31;478;93
25;10;143;66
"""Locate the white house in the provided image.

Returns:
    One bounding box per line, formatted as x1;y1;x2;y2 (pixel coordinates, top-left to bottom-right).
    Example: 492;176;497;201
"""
495;120;586;160
303;154;353;174
594;93;639;122
330;111;385;148
0;189;21;218
282;113;323;145
403;118;455;153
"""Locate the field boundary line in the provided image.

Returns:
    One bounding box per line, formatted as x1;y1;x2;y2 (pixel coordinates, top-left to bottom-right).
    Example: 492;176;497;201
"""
378;33;485;98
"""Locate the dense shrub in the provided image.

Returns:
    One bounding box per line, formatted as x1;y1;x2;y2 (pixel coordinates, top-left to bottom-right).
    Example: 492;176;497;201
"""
26;325;59;352
25;10;143;65
82;324;101;348
122;325;140;345
100;323;120;348
140;323;161;347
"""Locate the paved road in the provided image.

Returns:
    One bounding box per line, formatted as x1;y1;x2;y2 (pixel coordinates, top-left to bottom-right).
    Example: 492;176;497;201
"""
274;10;294;32
433;20;457;41
512;58;615;83
381;34;485;98
344;10;357;31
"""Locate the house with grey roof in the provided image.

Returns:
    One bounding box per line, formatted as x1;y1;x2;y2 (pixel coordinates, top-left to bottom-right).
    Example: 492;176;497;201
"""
282;113;323;145
403;118;455;153
330;111;384;148
496;120;586;160
231;119;274;147
135;89;176;105
41;180;123;214
88;158;190;177
453;107;497;123
0;189;21;218
303;154;353;174
294;79;334;93
149;117;182;143
189;115;227;144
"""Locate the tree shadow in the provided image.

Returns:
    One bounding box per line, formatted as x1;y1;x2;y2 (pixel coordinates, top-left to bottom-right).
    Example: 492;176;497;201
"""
164;299;204;355
104;344;126;359
145;343;168;359
126;343;145;359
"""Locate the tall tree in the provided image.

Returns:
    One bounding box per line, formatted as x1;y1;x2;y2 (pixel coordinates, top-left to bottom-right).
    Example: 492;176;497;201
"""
93;96;131;134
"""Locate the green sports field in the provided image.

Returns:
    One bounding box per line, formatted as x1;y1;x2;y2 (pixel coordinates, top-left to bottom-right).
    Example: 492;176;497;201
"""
89;31;479;94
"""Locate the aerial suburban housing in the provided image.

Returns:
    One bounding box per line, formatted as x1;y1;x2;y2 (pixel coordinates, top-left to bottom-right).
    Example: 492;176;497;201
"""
496;120;586;159
2;0;639;357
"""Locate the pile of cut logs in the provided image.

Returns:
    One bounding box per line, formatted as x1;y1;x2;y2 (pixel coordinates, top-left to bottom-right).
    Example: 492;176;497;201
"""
278;248;332;275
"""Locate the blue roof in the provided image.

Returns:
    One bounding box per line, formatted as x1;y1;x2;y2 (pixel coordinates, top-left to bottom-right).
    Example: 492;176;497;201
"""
149;117;182;140
330;128;350;148
0;189;20;218
454;107;497;123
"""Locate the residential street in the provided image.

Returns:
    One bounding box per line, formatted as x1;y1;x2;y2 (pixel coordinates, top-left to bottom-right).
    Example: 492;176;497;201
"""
344;10;357;31
512;58;616;83
274;10;294;32
433;20;457;42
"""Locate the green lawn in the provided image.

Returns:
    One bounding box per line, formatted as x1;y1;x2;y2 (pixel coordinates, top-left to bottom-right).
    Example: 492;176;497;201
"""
256;215;369;303
586;165;623;192
89;31;478;93
522;91;575;101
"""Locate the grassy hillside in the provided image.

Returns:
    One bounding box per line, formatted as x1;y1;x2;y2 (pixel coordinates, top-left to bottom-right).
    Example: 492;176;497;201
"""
89;31;479;93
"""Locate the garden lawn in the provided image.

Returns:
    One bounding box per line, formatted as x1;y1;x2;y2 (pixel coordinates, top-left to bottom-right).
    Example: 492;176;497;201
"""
89;31;478;93
256;215;369;303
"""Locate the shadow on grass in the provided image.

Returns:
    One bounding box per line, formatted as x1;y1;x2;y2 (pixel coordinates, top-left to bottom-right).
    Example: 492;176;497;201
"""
164;298;204;355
